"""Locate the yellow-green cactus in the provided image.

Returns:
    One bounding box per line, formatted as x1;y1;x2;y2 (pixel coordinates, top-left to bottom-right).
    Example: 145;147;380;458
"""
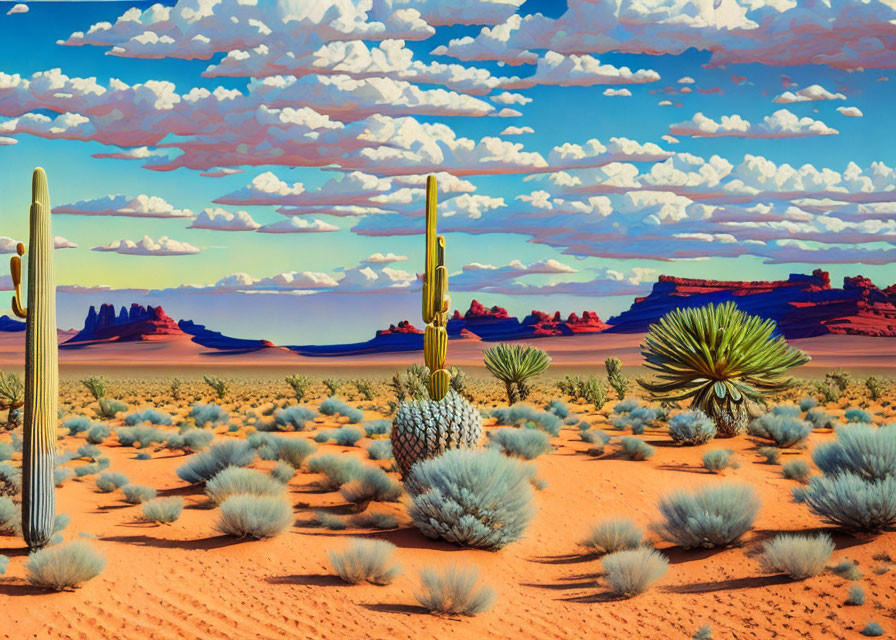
10;168;58;549
422;175;450;400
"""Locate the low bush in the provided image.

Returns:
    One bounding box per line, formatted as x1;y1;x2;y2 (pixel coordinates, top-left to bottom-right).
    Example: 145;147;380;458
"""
782;460;812;483
602;548;668;597
319;397;363;424
86;424;111;445
757;447;781;465
799;397;818;412
845;408;872;424
270;461;296;484
490;405;562;436
832;558;862;581
190;403;229;428
414;565;496;616
366;440;393;461
121;484;157;504
806;408;837;430
206;467;285;504
772;405;802;418
487;428;553;460
331;426;364;447
95;472;129;493
748;414;812;448
115;426;166;449
580;430;611;446
668;411;716;445
339;466;402;506
176;441;257;484
847;584;866;605
0;496;20;535
812;424;896;482
329;538;401;585
25;541;105;591
311;511;347;530
613;399;640;414
611;406;661;435
363;419;391;436
73;463;99;478
253;434;317;468
797;473;896;531
581;518;644;555
76;444;101;461
620;436;655;461
124;408;172;426
215;495;293;539
861;622;885;637
307;454;364;490
98;399;127;419
64;415;93;436
545;399;570;419
142;497;184;523
652;483;760;549
351;512;399;530
760;533;834;579
406;448;535;550
0;554;8;575
702;449;738;473
264;406;316;432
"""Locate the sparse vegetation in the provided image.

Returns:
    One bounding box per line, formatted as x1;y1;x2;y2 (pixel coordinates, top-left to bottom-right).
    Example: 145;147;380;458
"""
652;484;760;549
760;533;834;579
581;518;644;555
414;565;496;616
329;538;401;585
25;541;106;591
142;497;184;524
602;548;668;597
483;343;551;404
215;495;293;539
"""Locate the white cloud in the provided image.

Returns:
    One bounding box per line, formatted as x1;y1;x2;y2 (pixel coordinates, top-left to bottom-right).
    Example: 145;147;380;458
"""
93;236;200;256
837;106;863;117
773;84;846;104
500;51;659;89
53;194;193;219
256;218;339;234
670;109;838;138
189;208;261;231
603;88;631;97
677;76;695;84
365;252;408;263
6;4;28;15
54;236;77;249
661;135;679;144
547;137;671;170
490;91;531;105
500;125;534;135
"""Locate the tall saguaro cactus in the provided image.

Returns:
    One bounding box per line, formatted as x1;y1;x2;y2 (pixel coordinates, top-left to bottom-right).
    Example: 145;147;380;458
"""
422;175;450;400
10;168;57;549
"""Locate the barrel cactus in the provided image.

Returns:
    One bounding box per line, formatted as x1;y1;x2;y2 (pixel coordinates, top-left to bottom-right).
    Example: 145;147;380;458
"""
391;391;482;478
10;168;58;549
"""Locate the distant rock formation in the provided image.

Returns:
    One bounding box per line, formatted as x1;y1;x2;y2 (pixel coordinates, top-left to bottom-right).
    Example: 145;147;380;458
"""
64;303;184;344
0;315;26;332
178;320;275;352
608;270;896;338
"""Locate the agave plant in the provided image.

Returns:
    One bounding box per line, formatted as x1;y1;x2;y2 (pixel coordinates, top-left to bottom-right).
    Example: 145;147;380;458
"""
483;343;552;405
638;302;809;437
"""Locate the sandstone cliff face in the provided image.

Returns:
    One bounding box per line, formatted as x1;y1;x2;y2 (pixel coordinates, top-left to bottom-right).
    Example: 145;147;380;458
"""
66;303;184;344
608;270;896;338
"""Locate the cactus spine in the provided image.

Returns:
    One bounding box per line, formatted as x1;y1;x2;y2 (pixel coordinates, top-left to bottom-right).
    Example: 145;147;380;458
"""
10;168;57;550
422;175;450;400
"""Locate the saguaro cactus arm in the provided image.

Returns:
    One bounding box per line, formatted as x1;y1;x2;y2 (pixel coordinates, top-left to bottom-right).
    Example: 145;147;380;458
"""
10;243;26;318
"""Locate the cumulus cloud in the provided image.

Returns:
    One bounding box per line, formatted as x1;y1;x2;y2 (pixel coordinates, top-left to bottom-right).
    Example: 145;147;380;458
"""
669;109;838;138
547;137;671;170
93;236;200;256
499;51;659;89
54;236;77;249
773;84;846;103
451;260;656;296
257;218;339;233
603;88;631;97
6;4;28;15
500;125;534;135
365;252;408;263
661;135;679;144
490;91;531;105
677;76;695;84
188;208;260;231
91;146;169;161
837;106;863;117
1;236;77;252
53;194;193;219
200;168;244;178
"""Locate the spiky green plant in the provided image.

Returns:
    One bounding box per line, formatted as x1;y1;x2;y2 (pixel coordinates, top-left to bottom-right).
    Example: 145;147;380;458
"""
483;343;552;405
203;376;228;399
0;371;24;428
605;357;630;400
638;302;809;437
80;376;106;401
284;375;311;403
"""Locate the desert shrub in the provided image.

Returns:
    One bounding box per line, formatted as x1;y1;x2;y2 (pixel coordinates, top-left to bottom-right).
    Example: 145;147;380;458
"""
581;518;644;555
254;434;317;468
64;415;93;436
668;410;717;445
215;495;292;539
845;408;872;424
761;533;834;579
329;538;401;585
0;554;8;575
189;404;229;428
652;483;760;549
339;466;402;506
366;440;393;461
270;461;296;484
861;622;885;637
265;406;316;432
319;397;363;423
0;442;12;462
307;454;364;490
135;453;151;461
847;585;866;605
797;473;896;531
757;447;781;465
98;398;127;419
414;565;496;616
311;511;347;530
772;405;802;418
25;541;105;591
832;558;862;580
620;436;655;461
0;462;19;496
606;357;630;400
142;496;184;523
806;408;837;430
812;424;896;481
702;449;738;473
580;429;611;445
76;444;101;461
865;377;883;402
166;428;215;453
115;425;165;449
406;448;535;550
121;484;157;504
602;548;668;597
487;428;553;460
748;414;812;448
815;382;841;404
206;467;285;504
176;441;256;484
95;472;129;493
124;408;172;426
351;512;399;530
314;431;332;443
490;405;562;436
694;626;713;640
483;343;551;405
782;460;812;483
73;463;99;478
545;399;570;419
611;406;661;435
614;399;640;414
86;423;111;445
580;377;610;410
285;375;312;402
331;426;364;447
363;419;391;436
54;467;75;487
0;496;20;535
799;397;818;412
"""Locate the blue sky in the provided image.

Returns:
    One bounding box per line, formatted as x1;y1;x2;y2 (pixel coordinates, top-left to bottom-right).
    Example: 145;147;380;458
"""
1;0;895;343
